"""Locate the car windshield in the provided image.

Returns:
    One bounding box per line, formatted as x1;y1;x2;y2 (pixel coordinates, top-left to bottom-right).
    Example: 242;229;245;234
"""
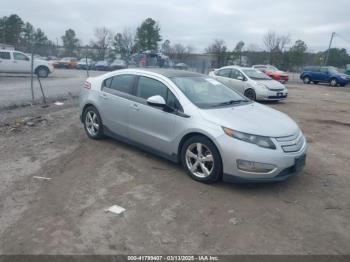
328;67;339;74
171;76;249;108
267;65;278;71
242;69;271;80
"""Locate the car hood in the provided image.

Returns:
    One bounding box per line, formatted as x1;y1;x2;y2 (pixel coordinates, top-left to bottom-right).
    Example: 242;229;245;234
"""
199;102;299;137
256;80;285;89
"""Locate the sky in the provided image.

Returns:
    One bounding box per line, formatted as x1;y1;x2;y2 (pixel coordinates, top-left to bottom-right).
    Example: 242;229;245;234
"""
1;0;350;53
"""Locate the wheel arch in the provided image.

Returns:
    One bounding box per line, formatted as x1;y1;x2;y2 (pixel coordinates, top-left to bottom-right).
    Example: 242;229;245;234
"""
34;65;49;74
177;131;223;165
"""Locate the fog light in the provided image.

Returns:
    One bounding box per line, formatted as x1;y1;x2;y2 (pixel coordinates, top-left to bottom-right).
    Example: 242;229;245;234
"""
236;160;276;173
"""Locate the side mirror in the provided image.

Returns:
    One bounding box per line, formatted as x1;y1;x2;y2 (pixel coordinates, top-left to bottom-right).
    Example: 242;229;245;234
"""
237;76;245;81
147;95;166;107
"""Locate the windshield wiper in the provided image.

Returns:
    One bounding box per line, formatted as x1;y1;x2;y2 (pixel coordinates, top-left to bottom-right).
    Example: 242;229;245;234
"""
212;99;249;107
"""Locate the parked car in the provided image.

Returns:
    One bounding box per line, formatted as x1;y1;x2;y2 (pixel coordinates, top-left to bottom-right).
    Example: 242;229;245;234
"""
94;60;110;71
209;66;288;101
346;64;350;76
76;58;95;70
53;57;78;69
0;49;54;77
300;66;350;87
174;63;188;70
252;65;289;83
110;59;127;70
129;51;169;68
79;68;306;183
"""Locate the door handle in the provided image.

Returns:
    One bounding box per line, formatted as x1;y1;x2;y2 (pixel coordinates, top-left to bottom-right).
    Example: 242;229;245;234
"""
99;93;108;99
131;103;140;111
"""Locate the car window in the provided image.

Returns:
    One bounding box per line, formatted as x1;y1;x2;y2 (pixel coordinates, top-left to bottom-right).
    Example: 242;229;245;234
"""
0;51;11;60
167;90;182;111
320;68;329;73
13;52;29;61
231;69;244;80
136;76;168;100
217;68;231;77
108;74;135;94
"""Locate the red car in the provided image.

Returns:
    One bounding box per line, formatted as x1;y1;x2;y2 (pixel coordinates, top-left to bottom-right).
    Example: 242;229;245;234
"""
252;65;289;83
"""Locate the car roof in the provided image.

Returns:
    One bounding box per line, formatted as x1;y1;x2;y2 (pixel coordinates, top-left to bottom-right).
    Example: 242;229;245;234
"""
129;68;204;78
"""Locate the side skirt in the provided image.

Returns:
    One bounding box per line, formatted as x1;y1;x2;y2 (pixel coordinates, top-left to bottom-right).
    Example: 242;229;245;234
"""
103;126;179;164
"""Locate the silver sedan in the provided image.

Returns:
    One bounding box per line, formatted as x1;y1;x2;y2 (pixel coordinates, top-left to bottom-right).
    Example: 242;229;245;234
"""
209;66;288;101
79;68;306;183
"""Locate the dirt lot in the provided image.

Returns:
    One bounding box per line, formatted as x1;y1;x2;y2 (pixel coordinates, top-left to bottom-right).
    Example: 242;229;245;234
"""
0;83;349;255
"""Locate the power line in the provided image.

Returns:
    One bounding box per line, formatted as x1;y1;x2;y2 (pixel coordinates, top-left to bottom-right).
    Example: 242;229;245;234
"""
335;33;350;45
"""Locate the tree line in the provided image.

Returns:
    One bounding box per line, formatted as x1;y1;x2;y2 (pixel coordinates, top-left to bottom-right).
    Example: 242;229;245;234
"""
1;14;349;70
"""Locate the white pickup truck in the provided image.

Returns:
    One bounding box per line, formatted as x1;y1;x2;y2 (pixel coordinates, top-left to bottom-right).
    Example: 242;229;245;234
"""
0;50;54;78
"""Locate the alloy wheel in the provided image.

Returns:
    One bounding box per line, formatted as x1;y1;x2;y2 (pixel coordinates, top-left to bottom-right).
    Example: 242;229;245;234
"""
185;143;214;178
85;111;99;136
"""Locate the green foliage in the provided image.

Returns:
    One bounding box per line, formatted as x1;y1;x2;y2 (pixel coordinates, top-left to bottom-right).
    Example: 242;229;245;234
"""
61;29;80;56
0;14;24;46
134;18;161;52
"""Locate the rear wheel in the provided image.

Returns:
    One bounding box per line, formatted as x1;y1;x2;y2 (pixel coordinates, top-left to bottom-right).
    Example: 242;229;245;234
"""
181;136;222;183
303;76;311;84
330;78;338;87
83;106;105;139
244;88;256;101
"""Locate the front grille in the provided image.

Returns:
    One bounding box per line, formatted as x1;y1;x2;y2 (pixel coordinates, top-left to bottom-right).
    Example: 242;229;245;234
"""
267;88;284;91
276;131;305;153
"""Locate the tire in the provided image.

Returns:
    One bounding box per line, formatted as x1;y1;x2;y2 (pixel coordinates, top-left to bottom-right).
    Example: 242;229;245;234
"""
244;88;256;101
83;106;105;139
181;136;222;183
36;66;49;78
313;81;319;84
330;78;338;87
303;76;311;84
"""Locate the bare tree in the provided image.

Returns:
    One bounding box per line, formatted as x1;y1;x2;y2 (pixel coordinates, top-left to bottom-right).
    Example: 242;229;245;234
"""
205;39;228;67
91;27;113;60
263;31;290;64
112;28;135;62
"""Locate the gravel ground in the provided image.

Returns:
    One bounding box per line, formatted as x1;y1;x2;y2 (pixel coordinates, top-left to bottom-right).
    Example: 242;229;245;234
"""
0;83;349;255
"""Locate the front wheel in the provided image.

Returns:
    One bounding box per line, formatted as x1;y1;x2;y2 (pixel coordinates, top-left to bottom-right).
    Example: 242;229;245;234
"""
181;136;222;183
244;88;256;101
36;67;49;78
83;106;105;139
330;78;338;87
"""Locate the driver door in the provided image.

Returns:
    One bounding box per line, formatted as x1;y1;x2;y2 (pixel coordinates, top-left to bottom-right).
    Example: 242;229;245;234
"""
228;69;246;94
128;76;180;155
12;52;31;73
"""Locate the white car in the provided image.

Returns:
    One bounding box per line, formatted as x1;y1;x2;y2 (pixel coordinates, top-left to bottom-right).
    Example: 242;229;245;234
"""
0;50;54;77
209;66;288;101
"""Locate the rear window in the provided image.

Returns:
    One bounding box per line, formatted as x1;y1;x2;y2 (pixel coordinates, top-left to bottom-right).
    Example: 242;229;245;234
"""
0;51;11;60
107;74;135;94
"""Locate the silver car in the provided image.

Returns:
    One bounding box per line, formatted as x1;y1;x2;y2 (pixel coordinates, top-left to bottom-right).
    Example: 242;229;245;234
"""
209;66;288;101
79;69;306;183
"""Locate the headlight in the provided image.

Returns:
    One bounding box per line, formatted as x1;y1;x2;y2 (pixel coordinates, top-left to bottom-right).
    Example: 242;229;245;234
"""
222;127;276;149
257;83;267;90
340;76;347;80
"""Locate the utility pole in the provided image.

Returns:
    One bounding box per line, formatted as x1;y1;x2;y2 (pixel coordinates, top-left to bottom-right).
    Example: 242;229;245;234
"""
324;32;335;66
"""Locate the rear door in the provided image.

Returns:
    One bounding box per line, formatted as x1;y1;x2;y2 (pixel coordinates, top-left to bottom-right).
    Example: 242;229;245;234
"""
0;51;13;72
98;74;136;138
128;76;180;155
12;52;31;73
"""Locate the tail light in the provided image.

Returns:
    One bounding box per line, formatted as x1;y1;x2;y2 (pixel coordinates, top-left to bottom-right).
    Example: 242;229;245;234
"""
84;81;91;89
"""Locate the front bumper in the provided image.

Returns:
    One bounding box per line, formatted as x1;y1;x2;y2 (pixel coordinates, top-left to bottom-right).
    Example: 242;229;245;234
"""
257;89;288;101
216;133;307;183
